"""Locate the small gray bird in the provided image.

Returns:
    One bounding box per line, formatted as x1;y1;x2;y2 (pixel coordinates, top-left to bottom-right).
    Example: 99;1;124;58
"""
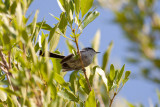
39;47;100;71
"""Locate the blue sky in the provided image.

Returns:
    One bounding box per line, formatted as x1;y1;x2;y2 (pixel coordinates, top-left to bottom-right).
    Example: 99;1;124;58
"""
27;0;159;106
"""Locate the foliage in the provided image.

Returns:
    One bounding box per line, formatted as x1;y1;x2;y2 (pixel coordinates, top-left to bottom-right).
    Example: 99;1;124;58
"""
0;0;131;107
98;0;160;83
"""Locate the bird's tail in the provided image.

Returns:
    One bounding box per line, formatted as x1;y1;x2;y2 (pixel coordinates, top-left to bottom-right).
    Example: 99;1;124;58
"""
39;50;65;59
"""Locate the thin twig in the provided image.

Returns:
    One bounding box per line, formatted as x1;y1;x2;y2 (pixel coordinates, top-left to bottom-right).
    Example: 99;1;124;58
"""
0;46;14;89
8;50;11;69
74;37;92;92
0;46;9;70
109;92;117;107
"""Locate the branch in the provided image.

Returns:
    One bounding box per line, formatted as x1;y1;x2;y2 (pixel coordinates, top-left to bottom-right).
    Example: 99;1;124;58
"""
0;46;14;90
0;46;9;70
109;92;117;107
74;37;92;92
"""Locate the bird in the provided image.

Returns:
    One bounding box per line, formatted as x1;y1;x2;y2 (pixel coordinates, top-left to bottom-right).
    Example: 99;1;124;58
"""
39;47;100;71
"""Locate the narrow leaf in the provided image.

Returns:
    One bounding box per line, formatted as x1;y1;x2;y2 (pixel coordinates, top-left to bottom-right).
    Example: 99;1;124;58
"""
48;25;60;51
80;0;94;17
58;89;79;102
85;90;96;107
92;30;101;64
53;72;70;90
102;41;113;71
81;11;99;29
75;0;80;14
58;12;67;34
116;64;125;84
122;71;131;85
69;71;78;93
79;73;90;94
36;22;52;31
49;13;60;21
95;66;108;88
0;89;7;101
109;64;115;81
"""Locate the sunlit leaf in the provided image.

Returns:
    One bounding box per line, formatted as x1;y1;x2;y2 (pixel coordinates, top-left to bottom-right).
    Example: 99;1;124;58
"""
80;0;93;17
49;13;60;21
81;11;99;29
36;22;52;31
50;83;57;100
0;87;20;96
156;89;160;104
75;0;80;15
69;71;78;93
85;90;96;107
0;88;7;101
79;73;90;94
53;72;70;90
16;3;22;26
48;25;60;51
92;30;101;64
109;64;115;81
58;12;67;34
58;89;79;102
102;41;113;71
122;71;131;85
95;66;107;87
116;64;125;84
66;40;75;53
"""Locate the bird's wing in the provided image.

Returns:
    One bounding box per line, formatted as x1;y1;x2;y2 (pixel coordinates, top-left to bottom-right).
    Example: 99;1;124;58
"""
60;54;74;64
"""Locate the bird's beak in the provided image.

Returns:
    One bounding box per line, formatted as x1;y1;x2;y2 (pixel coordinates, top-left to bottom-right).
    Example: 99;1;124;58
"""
96;52;100;53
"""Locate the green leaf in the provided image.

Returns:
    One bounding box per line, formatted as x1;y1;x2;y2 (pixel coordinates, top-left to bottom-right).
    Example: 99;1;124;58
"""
48;25;60;51
79;73;90;94
57;0;65;12
156;89;160;104
3;34;10;44
4;0;10;10
75;0;80;14
53;72;70;90
31;10;39;34
16;3;22;26
51;52;62;74
10;1;17;14
36;22;52;31
95;66;107;88
109;64;115;81
116;64;125;84
69;71;78;93
58;12;67;34
0;74;6;81
122;71;131;85
58;89;79;102
85;90;96;107
92;30;101;64
124;100;135;107
49;13;60;21
66;40;75;53
81;11;99;29
50;83;57;100
80;0;93;17
102;41;113;71
22;30;29;43
0;87;20;96
0;88;7;101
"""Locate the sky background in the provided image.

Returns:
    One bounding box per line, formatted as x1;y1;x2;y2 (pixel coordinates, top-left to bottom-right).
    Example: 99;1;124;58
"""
27;0;159;106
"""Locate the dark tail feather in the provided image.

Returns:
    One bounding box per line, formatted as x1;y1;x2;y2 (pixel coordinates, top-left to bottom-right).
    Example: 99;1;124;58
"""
39;50;65;59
